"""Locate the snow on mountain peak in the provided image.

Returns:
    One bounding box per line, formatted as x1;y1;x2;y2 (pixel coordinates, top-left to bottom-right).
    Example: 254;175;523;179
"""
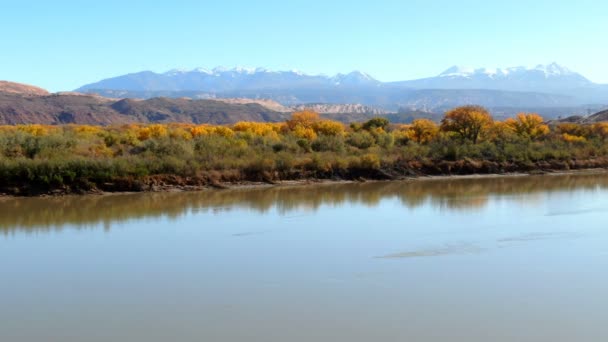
211;66;229;73
167;66;269;76
439;63;578;79
289;69;306;76
193;68;212;74
160;67;381;83
439;66;476;77
440;66;516;78
231;66;257;74
350;70;375;80
533;62;574;76
164;68;190;76
331;71;379;85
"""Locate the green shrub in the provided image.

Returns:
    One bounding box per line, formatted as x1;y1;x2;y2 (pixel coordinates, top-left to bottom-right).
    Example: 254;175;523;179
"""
347;131;375;149
311;135;345;153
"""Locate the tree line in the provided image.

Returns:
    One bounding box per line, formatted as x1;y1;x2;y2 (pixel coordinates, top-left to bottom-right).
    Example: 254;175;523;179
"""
1;105;607;194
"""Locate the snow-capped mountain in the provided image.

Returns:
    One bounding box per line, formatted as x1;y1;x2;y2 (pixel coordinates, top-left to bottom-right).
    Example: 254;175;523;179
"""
395;63;593;91
331;71;380;86
76;63;608;110
438;63;578;79
77;67;380;93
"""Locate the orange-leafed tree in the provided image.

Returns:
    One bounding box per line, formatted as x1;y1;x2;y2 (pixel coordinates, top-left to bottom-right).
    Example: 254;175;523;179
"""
233;122;281;139
313;119;345;136
556;123;587;136
137;124;168;141
293;126;317;140
190;125;212;137
504;113;549;139
408;119;439;144
441;105;493;144
286;110;321;130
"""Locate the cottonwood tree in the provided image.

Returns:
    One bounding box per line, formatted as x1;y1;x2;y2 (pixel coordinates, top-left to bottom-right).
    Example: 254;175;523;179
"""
504;113;549;140
408;119;439;144
286;110;320;130
441;105;493;144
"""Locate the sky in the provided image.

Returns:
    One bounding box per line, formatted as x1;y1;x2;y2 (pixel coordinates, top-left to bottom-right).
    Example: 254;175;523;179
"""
1;0;607;92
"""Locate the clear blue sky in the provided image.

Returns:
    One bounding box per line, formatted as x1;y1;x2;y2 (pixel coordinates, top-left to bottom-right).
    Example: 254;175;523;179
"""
1;0;607;91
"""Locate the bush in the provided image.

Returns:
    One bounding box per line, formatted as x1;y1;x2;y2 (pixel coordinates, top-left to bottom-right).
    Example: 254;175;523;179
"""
297;139;312;152
373;131;395;149
359;154;381;170
311;135;345;152
347;131;375;149
362;117;389;131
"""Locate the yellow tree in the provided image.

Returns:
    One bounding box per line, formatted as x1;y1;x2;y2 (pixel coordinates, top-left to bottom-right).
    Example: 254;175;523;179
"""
313;119;345;136
440;106;493;143
407;119;439;144
285;110;322;141
504;113;549;139
556;123;590;139
17;124;54;137
137;124;168;140
286;110;321;130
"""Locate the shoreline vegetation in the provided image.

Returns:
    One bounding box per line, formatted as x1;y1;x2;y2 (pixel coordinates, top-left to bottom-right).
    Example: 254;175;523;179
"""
1;105;608;196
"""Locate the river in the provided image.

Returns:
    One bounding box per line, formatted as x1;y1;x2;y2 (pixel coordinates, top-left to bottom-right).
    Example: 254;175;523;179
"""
2;173;608;341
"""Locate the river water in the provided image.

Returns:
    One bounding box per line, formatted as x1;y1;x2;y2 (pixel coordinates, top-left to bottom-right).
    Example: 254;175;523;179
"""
2;174;608;341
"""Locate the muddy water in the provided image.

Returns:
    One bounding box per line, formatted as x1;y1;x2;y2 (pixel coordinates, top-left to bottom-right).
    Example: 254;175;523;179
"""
2;173;608;341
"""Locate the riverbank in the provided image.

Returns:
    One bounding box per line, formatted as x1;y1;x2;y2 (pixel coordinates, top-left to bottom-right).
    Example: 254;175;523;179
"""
2;159;607;197
2;109;608;196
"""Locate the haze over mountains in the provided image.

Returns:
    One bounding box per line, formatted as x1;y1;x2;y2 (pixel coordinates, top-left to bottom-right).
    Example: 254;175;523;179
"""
76;63;608;112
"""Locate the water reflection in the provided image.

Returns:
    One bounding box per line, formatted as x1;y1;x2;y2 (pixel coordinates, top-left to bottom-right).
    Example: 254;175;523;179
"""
1;172;608;233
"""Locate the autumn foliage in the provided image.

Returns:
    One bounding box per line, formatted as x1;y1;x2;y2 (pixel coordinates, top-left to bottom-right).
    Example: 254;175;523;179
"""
504;113;550;139
441;105;493;143
1;106;608;194
406;119;440;144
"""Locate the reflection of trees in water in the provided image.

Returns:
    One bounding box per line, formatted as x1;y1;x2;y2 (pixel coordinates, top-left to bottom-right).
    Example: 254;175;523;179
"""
396;178;549;211
2;173;608;232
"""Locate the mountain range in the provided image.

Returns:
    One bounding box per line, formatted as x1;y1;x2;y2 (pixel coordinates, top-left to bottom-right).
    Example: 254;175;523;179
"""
396;63;592;91
76;63;608;112
3;63;608;126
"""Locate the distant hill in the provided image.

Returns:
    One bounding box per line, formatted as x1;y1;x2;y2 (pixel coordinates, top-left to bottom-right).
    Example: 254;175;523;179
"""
557;108;608;124
589;109;608;122
292;103;388;115
75;64;608;110
0;81;50;96
108;97;287;124
321;110;444;124
213;98;292;112
0;85;437;125
0;88;287;125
